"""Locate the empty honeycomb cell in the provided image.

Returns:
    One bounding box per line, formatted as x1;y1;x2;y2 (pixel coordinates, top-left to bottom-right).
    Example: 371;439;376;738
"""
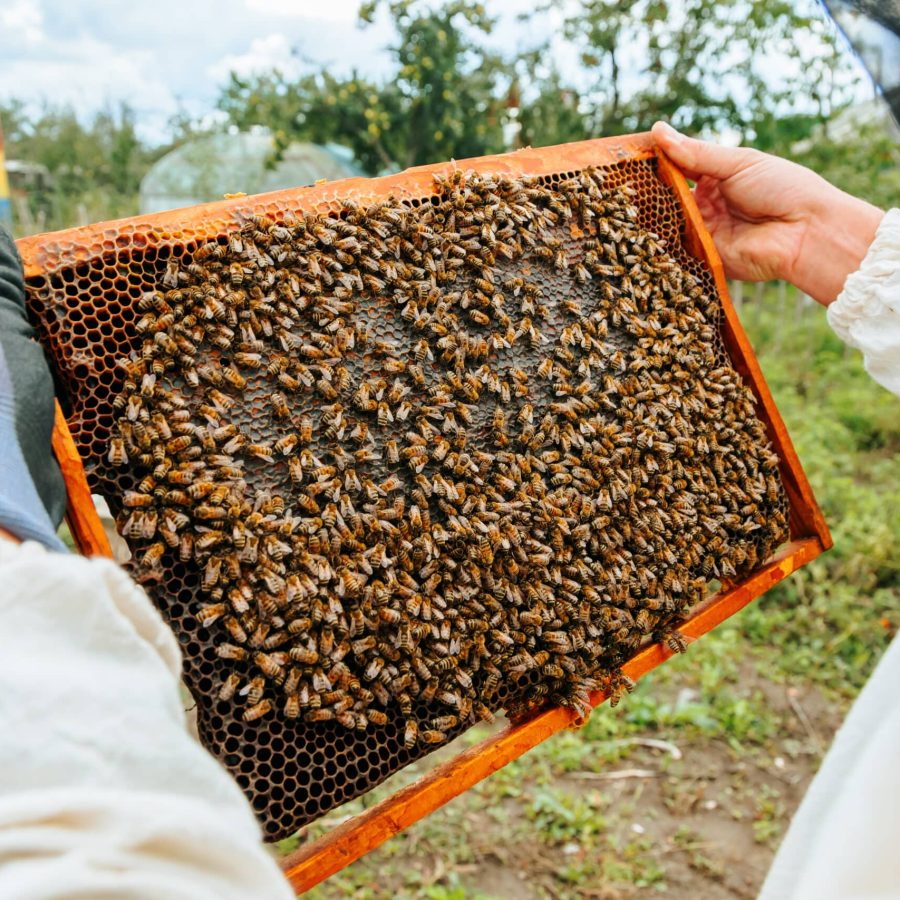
21;141;792;843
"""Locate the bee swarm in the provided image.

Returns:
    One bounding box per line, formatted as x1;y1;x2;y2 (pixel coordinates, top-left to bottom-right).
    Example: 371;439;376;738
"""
111;165;788;739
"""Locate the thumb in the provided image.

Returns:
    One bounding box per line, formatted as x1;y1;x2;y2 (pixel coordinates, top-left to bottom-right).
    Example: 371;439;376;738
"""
651;122;755;182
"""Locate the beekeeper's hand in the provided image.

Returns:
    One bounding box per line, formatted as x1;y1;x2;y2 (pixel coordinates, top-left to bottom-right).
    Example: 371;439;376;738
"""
652;122;884;306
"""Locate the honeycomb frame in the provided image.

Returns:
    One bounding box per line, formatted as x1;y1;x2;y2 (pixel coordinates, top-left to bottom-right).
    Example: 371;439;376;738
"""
20;134;830;887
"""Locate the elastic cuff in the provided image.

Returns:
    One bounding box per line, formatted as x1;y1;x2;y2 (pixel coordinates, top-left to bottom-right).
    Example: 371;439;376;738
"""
828;208;900;348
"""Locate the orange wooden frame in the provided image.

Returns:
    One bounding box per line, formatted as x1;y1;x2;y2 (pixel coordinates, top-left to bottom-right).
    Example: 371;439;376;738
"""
40;134;830;895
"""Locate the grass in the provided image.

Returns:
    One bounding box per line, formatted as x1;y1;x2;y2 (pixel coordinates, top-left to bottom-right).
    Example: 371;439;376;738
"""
280;291;898;896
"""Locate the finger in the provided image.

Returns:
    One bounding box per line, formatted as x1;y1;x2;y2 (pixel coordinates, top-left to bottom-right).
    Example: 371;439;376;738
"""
651;122;756;181
693;188;718;228
694;176;725;215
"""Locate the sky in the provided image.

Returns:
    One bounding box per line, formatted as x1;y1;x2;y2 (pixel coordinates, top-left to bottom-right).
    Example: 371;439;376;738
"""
0;0;879;146
0;0;551;142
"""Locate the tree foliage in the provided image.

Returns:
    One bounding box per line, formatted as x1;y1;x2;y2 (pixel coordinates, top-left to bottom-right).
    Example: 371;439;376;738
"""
1;100;158;230
794;121;900;209
2;0;895;233
215;0;865;171
555;0;856;152
514;63;592;149
219;0;509;173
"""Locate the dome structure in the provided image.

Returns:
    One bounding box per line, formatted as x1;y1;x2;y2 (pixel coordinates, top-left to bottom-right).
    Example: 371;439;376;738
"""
139;130;363;214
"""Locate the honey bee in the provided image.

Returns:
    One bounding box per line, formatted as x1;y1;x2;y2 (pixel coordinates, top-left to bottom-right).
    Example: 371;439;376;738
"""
274;433;299;456
208;389;235;411
243;699;273;722
260;493;285;516
430;715;458;731
228;585;251;615
200;556;221;589
122;491;153;509
222;615;247;644
364;657;385;681
361;709;386;726
216;643;248;661
285;647;318;676
377;401;392;426
283;693;301;719
218;673;241;701
197;603;226;627
140;542;165;570
234;351;263;369
238;676;265;706
254;651;286;683
247;443;274;462
266;392;289;420
276;371;301;392
195;504;226;521
179;532;194;562
288;456;304;483
165;435;192;455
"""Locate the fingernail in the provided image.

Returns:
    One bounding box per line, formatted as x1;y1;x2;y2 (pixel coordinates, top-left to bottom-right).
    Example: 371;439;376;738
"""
656;122;684;145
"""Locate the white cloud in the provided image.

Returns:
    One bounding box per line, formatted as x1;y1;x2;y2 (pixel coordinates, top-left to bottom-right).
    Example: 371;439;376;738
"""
0;33;179;142
207;34;303;82
0;0;400;142
0;0;537;145
6;0;857;150
245;0;361;25
0;0;44;44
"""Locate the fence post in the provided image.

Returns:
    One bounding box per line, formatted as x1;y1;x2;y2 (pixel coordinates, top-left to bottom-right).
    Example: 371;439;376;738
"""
732;280;744;316
793;285;806;323
753;281;765;332
772;280;787;353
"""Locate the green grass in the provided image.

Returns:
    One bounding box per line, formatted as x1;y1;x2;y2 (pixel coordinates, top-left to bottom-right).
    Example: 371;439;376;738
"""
742;296;900;697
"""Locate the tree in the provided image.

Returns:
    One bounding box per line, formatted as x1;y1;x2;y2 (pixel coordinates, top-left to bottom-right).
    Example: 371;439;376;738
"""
794;121;900;209
218;0;510;173
218;69;397;174
551;0;860;152
0;101;158;231
514;64;591;149
217;0;865;171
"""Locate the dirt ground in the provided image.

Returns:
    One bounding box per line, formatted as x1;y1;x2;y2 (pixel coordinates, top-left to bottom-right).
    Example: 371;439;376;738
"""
453;682;838;899
291;651;848;899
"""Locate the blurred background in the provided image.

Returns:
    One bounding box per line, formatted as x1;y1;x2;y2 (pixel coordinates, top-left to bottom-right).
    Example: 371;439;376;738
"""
1;1;897;897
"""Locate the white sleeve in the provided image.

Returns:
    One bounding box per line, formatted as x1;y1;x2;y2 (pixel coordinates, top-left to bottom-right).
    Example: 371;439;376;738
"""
759;634;900;899
0;540;295;900
827;207;900;397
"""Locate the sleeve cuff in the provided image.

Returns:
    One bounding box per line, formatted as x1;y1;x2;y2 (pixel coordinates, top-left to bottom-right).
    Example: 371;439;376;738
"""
827;208;900;349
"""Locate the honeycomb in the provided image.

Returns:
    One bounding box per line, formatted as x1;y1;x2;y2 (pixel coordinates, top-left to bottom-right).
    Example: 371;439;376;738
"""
22;142;790;842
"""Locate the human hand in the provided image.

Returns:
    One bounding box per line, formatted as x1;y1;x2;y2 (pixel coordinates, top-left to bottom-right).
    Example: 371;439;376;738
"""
651;122;884;306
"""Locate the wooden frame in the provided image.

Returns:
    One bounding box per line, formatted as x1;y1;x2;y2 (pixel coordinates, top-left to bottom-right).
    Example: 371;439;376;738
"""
37;134;830;895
